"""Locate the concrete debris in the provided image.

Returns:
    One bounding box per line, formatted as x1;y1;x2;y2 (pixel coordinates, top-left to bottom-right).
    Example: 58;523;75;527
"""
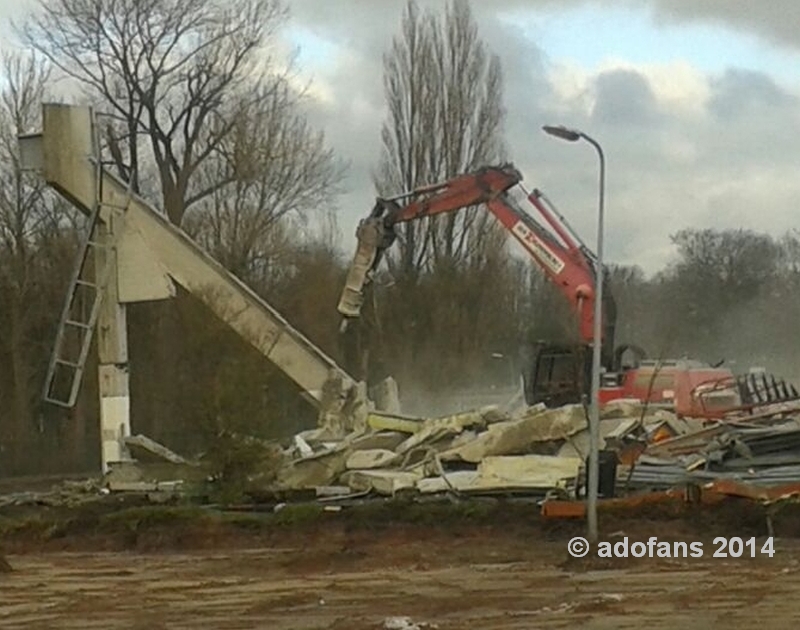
417;455;580;494
25;389;800;508
395;408;494;456
439;404;586;463
276;429;412;489
340;469;421;496
242;398;785;498
104;434;205;493
314;486;353;499
346;449;400;470
271;402;640;496
294;435;314;458
124;434;189;465
317;371;370;436
0;479;109;508
367;412;426;434
600;399;647;419
276;443;352;489
416;471;478;494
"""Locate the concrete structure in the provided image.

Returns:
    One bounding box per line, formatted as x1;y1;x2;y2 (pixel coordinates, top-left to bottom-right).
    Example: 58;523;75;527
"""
20;104;368;471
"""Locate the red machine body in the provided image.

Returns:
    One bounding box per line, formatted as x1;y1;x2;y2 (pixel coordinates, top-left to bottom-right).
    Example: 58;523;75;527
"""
337;164;795;417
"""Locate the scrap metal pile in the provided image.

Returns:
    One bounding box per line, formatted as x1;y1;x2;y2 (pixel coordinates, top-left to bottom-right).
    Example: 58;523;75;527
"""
629;411;800;491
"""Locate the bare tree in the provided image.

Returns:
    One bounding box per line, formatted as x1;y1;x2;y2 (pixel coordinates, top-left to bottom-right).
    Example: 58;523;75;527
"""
0;54;49;448
0;54;53;259
188;81;346;281
0;52;80;472
23;0;293;225
377;0;505;276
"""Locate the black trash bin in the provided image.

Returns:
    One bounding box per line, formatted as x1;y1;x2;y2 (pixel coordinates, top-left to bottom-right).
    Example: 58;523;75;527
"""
583;450;619;499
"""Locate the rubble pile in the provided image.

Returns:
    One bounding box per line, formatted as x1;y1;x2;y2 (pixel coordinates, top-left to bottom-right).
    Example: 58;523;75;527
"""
268;397;800;501
9;398;800;509
0;479;104;508
268;399;701;499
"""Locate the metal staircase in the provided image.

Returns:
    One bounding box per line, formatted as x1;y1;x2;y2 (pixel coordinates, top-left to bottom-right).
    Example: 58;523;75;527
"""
42;122;132;407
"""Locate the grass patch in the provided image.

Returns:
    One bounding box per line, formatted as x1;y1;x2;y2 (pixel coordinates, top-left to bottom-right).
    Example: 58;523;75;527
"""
99;505;210;534
271;503;326;527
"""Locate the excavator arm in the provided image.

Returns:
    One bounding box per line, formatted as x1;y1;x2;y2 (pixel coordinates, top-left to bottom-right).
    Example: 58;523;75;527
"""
337;163;616;350
337;165;522;321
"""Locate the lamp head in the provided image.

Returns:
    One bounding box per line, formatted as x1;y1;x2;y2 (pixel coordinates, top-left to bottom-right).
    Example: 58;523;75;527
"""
543;124;581;142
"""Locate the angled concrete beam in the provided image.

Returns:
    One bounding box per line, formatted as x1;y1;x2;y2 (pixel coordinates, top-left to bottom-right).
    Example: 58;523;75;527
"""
34;104;356;405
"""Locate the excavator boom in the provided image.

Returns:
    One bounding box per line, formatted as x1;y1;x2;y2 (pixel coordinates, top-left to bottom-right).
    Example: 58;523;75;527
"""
338;165;522;320
337;163;609;349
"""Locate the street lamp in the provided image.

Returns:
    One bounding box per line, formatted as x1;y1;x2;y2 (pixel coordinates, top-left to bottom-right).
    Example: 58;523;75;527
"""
542;124;605;544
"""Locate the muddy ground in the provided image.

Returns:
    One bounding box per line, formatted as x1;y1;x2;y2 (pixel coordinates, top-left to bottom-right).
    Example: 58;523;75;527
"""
2;497;800;629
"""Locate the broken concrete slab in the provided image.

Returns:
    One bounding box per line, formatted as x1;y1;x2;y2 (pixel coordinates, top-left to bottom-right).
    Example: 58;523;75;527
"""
106;480;183;493
293;435;314;458
125;434;189;464
314;485;352;498
317;372;370;436
418;455;581;494
340;469;421;496
367;412;426;434
417;471;478;494
346;449;400;470
395;409;496;457
603;418;641;441
276;430;411;490
276;444;351;489
600;399;646;419
367;411;424;433
103;459;205;490
558;417;650;459
439;404;587;463
349;431;409;452
558;431;595;460
294;426;348;446
479;455;580;488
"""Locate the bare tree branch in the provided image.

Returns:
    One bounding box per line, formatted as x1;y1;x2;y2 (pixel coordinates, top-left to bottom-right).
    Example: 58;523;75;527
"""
188;80;346;281
23;0;289;225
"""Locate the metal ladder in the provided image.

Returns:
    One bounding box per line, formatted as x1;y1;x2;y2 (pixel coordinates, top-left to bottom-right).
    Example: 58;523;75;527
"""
42;120;132;408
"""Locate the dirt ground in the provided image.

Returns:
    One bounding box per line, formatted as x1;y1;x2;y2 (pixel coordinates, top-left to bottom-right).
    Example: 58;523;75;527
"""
2;499;800;629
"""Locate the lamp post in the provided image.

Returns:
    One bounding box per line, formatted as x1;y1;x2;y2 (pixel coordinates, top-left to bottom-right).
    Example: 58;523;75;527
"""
542;124;604;544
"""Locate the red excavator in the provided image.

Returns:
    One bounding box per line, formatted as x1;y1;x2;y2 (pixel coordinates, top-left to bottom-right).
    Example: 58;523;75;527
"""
337;164;798;418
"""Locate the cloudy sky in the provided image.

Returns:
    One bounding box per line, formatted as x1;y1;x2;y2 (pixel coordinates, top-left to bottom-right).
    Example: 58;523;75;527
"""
279;0;800;275
3;0;800;275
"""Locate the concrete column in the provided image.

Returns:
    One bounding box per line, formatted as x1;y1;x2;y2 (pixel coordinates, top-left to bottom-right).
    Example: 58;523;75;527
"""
95;216;131;472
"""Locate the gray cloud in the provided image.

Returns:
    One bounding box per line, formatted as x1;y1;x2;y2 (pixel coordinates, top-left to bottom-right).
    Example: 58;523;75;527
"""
649;0;800;51
709;68;798;120
3;0;800;274
591;69;661;127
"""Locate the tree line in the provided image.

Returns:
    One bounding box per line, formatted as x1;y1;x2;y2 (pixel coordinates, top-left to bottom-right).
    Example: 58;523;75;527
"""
1;0;799;476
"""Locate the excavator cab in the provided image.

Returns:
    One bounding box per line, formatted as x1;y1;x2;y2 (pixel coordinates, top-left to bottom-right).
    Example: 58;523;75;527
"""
522;342;592;408
522;342;648;409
